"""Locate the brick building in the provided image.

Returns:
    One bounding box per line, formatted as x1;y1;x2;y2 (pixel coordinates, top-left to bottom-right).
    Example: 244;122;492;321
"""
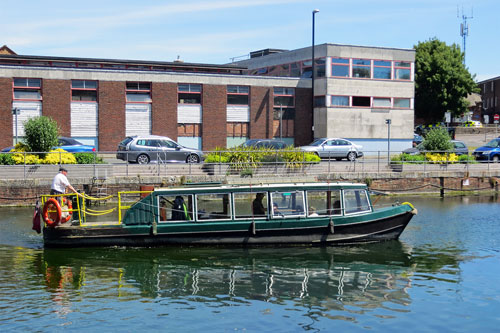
0;43;415;153
478;77;500;123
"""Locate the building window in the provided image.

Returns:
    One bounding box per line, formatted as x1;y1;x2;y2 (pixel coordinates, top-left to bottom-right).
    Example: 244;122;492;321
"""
126;82;151;103
301;60;312;78
290;63;301;77
331;96;349;107
394;98;411;108
394;61;411;80
178;84;202;104
314;96;326;107
373;60;392;79
13;78;41;100
273;87;295;119
372;97;391;108
314;58;326;78
352;96;371;107
227;85;249;105
71;80;97;102
352;59;371;78
331;58;350;77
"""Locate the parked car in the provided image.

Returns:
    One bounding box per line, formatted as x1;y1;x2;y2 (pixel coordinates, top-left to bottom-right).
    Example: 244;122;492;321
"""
403;140;469;155
2;137;95;153
413;133;423;147
116;135;203;164
58;137;96;152
241;139;288;149
462;121;482;128
299;138;363;161
473;138;500;162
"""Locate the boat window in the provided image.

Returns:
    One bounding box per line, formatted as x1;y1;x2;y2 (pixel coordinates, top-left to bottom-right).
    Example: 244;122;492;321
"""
233;192;268;219
158;194;193;222
196;193;232;220
306;190;342;216
270;191;305;218
343;189;371;214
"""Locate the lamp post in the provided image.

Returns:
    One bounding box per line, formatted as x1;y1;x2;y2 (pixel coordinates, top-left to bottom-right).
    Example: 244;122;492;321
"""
279;104;283;140
386;119;391;165
311;8;319;141
12;107;19;144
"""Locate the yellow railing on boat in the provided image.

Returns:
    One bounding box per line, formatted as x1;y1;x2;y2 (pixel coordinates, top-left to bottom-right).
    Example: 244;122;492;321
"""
41;190;153;227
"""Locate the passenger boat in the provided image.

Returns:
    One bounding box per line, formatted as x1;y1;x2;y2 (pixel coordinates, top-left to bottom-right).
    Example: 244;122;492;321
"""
38;182;417;248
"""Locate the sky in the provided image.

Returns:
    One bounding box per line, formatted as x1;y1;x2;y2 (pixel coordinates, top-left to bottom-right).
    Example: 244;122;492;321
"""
2;0;499;82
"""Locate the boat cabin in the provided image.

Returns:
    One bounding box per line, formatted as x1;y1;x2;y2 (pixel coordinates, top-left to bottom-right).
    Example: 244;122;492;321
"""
124;182;373;225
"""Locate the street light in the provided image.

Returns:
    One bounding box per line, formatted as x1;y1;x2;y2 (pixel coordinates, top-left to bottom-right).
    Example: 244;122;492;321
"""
12;107;19;144
311;8;319;141
386;119;391;165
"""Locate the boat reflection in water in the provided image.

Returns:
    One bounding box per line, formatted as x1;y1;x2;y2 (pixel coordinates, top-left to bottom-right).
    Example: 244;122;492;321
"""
33;241;432;318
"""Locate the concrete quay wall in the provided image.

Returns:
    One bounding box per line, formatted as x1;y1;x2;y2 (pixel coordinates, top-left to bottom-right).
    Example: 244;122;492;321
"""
1;169;499;206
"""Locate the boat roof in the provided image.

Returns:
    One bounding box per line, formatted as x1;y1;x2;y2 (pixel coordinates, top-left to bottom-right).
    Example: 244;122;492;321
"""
153;182;367;194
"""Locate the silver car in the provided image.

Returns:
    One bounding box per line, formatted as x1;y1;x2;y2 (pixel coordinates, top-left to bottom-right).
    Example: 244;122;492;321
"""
116;135;203;164
299;138;363;161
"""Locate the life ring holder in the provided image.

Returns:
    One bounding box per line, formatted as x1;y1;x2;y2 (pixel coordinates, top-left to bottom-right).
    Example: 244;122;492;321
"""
60;197;73;224
42;198;62;227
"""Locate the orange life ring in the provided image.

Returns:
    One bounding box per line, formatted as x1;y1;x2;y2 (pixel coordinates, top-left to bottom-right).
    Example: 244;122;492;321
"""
42;198;61;227
60;197;73;224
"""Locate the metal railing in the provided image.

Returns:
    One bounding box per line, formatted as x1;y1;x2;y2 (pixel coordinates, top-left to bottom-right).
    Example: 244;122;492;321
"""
2;149;500;181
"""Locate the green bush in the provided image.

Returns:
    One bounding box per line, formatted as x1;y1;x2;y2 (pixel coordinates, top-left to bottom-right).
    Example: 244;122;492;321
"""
0;153;15;165
204;146;320;170
23;116;59;157
458;154;476;163
74;153;105;164
422;128;453;152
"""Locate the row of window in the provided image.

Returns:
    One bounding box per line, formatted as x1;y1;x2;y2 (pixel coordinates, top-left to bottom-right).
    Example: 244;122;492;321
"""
248;57;412;81
158;189;372;222
0;58;242;75
484;96;498;109
12;79;294;108
314;95;411;109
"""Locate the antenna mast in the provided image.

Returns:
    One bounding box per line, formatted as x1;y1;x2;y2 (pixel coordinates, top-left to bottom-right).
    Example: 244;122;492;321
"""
458;6;473;65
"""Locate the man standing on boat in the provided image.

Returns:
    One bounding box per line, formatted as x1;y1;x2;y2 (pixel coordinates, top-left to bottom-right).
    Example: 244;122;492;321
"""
51;167;77;198
252;193;266;216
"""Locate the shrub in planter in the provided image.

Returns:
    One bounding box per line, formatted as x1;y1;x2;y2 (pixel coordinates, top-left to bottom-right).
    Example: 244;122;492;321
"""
74;153;105;164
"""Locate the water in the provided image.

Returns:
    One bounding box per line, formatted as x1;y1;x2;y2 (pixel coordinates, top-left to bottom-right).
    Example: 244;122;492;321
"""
1;196;499;332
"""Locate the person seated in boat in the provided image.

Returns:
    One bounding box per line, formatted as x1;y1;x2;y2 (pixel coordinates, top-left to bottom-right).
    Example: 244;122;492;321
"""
252;193;266;216
308;206;319;217
273;202;283;217
171;196;190;221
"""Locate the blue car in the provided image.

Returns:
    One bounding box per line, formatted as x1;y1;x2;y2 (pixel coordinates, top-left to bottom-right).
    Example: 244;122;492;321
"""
58;137;96;152
473;138;500;162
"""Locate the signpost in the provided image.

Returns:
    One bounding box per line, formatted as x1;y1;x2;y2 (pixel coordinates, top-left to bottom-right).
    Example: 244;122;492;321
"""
494;114;499;123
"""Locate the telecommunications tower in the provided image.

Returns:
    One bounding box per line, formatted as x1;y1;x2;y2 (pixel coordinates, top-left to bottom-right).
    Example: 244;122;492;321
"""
458;6;473;65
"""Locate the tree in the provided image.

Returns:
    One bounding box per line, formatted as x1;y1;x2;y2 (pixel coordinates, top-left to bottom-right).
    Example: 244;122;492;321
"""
414;38;479;123
23;116;59;157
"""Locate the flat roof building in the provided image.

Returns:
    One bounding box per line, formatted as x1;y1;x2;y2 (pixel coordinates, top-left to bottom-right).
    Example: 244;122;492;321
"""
0;43;415;154
236;43;416;153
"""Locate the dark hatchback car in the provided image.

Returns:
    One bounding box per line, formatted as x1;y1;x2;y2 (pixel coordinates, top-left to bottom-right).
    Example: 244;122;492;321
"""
403;140;469;155
116;135;203;164
473;138;500;162
241;139;288;149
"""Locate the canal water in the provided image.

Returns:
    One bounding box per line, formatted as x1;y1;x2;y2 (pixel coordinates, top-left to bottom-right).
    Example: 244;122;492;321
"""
0;196;499;332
